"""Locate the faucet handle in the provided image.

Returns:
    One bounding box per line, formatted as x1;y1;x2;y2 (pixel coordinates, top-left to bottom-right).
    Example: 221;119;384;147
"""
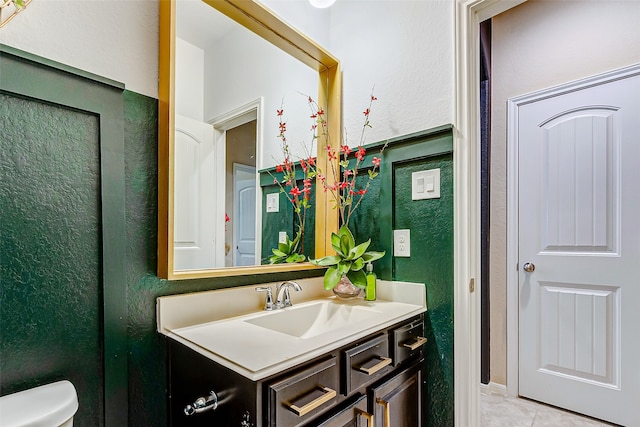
255;286;274;311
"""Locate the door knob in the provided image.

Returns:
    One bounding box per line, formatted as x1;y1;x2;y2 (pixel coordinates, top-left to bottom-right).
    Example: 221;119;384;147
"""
523;262;535;273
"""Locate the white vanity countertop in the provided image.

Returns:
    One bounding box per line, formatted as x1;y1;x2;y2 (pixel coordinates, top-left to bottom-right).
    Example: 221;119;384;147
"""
157;278;426;381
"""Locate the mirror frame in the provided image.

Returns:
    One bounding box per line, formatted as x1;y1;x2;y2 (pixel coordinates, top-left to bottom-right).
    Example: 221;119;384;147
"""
158;0;340;279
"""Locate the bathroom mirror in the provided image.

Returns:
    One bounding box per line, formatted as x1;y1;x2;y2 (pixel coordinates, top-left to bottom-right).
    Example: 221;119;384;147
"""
159;0;340;279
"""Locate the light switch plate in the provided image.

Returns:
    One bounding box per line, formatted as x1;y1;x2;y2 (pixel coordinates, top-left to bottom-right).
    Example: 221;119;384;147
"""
394;229;411;257
278;231;287;243
412;168;440;200
266;193;279;212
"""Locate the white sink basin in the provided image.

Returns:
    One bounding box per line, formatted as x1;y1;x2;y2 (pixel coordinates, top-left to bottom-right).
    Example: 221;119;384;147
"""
244;300;381;339
159;280;427;380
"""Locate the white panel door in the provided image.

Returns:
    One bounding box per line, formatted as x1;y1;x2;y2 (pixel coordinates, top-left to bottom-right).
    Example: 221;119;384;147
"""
232;163;256;266
174;114;217;270
517;66;640;426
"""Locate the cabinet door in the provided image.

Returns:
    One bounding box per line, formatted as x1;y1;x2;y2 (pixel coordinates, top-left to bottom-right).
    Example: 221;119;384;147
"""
369;360;423;427
314;394;373;427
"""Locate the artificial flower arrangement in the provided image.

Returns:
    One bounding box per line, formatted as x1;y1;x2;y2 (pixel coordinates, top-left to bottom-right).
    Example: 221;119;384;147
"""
267;101;318;264
268;91;387;292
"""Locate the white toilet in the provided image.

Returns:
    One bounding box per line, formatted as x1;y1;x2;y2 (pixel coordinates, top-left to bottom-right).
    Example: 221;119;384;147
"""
0;380;78;427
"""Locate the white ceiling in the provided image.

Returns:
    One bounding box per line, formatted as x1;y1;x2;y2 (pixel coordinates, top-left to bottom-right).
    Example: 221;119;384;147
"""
176;0;237;49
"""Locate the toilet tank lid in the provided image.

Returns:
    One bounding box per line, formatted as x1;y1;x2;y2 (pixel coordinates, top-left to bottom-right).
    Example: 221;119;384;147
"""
0;380;78;427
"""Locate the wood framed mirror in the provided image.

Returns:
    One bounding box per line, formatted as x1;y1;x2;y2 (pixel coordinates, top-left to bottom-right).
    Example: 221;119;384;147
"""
158;0;340;280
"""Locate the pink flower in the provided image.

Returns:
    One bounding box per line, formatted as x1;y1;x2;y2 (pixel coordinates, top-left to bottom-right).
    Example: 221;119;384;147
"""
341;145;352;155
372;157;381;167
277;109;284;116
356;147;366;161
289;187;302;197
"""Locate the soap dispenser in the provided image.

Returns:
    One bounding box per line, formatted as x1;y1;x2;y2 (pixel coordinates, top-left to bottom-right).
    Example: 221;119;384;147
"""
365;263;377;301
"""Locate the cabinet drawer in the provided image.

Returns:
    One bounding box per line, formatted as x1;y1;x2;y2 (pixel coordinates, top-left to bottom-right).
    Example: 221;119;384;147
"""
342;334;392;395
267;357;339;427
391;318;426;366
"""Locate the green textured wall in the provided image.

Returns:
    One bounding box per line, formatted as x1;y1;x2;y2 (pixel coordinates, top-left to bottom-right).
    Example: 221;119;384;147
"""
0;94;104;425
260;174;316;263
349;130;454;426
394;154;454;426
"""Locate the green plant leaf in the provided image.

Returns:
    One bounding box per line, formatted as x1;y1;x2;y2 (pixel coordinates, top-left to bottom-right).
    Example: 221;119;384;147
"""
362;251;385;263
286;253;305;263
339;225;355;247
324;266;342;290
272;249;287;257
278;242;289;253
330;232;344;256
337;260;351;275
347;269;367;289
349;239;371;260
310;255;341;266
351;258;365;271
340;233;352;257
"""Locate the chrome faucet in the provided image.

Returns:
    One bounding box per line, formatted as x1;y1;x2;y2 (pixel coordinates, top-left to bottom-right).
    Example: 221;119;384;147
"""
256;281;302;311
275;281;302;309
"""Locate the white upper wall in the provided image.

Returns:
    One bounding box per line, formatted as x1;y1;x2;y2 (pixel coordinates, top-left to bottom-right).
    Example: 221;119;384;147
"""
203;22;318;170
330;0;453;146
176;38;205;121
0;0;159;98
0;0;455;147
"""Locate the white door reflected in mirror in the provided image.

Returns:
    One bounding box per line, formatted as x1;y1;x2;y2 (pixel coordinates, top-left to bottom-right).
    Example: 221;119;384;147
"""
174;114;217;270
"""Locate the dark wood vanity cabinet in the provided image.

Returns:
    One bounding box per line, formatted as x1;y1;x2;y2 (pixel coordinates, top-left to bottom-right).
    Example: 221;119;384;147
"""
168;314;425;427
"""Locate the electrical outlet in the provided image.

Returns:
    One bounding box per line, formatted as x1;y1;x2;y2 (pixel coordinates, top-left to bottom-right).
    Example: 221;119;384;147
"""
394;229;411;257
278;232;287;243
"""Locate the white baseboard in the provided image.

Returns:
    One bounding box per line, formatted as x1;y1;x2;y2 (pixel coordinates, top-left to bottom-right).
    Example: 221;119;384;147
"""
480;382;507;397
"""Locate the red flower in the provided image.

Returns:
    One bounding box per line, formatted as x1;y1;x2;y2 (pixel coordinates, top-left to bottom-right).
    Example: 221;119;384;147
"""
276;164;283;173
327;146;337;160
279;122;287;132
357;189;368;195
277;109;284;116
308;157;316;166
371;95;377;101
317;108;325;116
339;181;349;189
363;108;370;117
356;146;366;160
341;145;352;155
290;187;302;197
372;157;381;167
225;213;230;222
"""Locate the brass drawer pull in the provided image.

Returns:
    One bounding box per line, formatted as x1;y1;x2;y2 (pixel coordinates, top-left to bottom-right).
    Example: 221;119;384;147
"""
356;409;374;426
288;386;336;417
403;336;427;351
359;357;392;375
376;398;391;427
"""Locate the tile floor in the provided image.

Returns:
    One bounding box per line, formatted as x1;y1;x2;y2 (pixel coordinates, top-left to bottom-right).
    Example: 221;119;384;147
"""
480;389;619;427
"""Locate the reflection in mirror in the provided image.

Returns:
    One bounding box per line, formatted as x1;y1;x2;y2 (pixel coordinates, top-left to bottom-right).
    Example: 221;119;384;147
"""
174;0;319;270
